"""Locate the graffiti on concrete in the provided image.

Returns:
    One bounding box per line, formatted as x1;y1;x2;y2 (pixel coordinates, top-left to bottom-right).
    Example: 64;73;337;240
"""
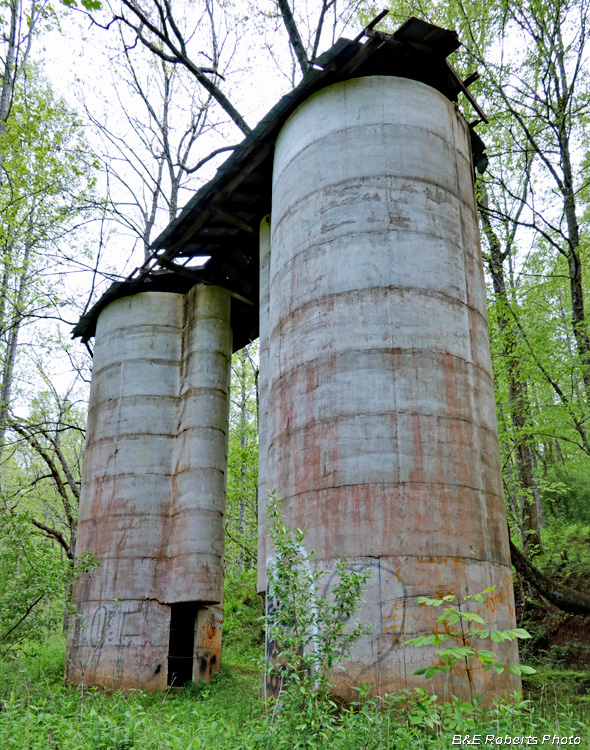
83;601;141;647
197;608;223;650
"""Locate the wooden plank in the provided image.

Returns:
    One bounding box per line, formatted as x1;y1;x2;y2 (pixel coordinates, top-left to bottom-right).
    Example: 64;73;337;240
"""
210;205;258;234
158;259;255;307
353;9;389;43
445;60;488;123
163;140;275;259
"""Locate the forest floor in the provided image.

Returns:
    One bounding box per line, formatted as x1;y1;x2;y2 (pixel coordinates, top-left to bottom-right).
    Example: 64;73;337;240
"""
2;565;590;749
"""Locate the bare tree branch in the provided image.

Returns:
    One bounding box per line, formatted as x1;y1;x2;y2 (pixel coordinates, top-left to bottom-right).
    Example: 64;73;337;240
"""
276;0;310;75
101;1;251;135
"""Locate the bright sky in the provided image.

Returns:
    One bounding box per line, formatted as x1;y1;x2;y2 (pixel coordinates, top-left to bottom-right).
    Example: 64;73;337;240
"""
21;2;362;401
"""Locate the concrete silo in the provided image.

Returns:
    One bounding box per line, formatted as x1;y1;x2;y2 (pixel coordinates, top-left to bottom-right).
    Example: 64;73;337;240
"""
67;285;231;689
264;75;519;700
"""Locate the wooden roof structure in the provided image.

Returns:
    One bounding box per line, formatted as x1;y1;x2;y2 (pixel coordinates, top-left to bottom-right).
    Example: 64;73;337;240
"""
73;14;487;350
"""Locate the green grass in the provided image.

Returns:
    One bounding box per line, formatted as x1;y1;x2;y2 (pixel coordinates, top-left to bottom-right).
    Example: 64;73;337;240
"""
1;640;589;749
1;643;263;750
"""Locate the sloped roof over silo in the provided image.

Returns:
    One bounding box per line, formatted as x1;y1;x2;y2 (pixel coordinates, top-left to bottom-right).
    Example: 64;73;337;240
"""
73;15;487;350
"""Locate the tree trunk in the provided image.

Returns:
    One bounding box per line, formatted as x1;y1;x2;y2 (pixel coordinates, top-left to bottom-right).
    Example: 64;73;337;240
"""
510;539;590;617
0;239;32;457
481;191;543;552
0;0;18;186
554;35;590;398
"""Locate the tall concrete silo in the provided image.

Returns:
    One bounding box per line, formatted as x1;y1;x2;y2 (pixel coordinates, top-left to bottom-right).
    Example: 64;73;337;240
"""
67;284;231;689
264;75;519;700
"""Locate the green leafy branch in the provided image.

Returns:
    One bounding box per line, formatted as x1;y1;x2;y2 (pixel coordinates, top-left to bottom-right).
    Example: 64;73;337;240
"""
405;587;536;680
265;492;371;698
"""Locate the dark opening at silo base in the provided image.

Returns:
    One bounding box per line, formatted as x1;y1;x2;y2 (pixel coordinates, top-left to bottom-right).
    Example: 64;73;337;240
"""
167;602;199;686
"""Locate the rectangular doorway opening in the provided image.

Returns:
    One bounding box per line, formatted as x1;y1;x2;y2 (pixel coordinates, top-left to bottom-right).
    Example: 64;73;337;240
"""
167;602;199;686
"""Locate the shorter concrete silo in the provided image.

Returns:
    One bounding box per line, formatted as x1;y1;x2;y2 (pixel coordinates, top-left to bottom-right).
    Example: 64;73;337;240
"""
67;284;231;689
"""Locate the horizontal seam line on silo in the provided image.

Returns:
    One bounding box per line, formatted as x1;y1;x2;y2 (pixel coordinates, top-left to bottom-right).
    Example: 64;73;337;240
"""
82;551;223;561
274;481;504;500
86;433;177;442
275;124;460;184
84;472;175;481
89;394;179;405
309;559;514;572
167;506;224;517
266;409;496;427
184;313;230;322
171;466;225;477
269;226;476;272
307;555;513;567
266;404;497;433
266;411;489;437
97;322;184;337
266;347;494;387
269;287;489;330
181;350;231;363
272;160;474;207
174;428;226;442
274;206;476;251
78;507;223;521
92;359;182;377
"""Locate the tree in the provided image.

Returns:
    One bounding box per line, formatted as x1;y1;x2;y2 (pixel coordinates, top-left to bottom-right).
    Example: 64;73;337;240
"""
100;0;251;136
0;509;68;652
0;0;44;184
470;0;590;532
0;68;97;457
226;343;259;572
95;0;370;141
0;389;94;648
497;0;590;397
82;11;234;262
5;392;84;560
0;68;94;459
480;160;544;553
0;0;102;184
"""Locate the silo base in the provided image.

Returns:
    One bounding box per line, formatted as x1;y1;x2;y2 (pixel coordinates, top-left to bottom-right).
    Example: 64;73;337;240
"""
67;599;222;690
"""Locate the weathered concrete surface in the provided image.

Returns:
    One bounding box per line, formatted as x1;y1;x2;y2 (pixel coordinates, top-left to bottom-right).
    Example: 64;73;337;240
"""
257;215;271;595
67;285;232;689
194;604;223;682
170;285;232;604
264;76;520;701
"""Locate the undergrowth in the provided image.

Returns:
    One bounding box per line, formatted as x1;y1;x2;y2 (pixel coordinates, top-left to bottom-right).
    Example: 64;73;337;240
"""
1;516;589;748
1;611;588;746
1;643;588;750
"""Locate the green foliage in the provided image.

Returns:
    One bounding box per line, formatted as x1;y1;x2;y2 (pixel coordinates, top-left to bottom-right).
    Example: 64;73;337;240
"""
261;493;371;746
0;65;97;313
265;493;371;704
0;392;96;649
0;507;97;653
225;344;259;573
540;522;590;576
543;465;590;524
0;512;66;652
0;627;589;749
222;568;264;665
61;0;102;8
0;644;263;749
406;588;536;680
